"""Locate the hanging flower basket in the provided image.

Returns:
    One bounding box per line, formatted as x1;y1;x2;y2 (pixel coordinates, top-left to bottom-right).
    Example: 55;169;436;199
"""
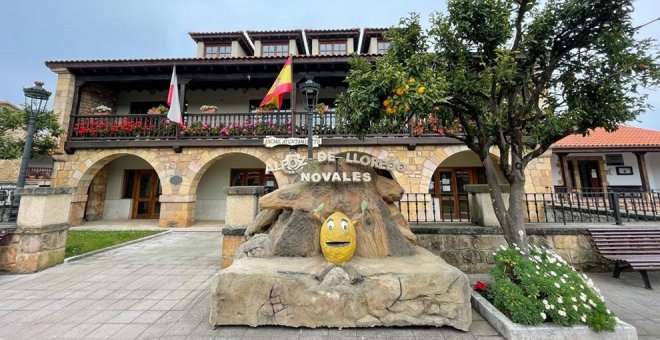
94;105;112;115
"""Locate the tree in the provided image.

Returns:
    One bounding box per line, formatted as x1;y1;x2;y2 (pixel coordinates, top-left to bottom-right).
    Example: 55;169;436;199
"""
0;105;62;160
336;0;659;253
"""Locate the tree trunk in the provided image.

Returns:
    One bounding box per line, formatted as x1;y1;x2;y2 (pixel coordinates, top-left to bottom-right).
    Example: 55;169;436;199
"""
483;155;530;255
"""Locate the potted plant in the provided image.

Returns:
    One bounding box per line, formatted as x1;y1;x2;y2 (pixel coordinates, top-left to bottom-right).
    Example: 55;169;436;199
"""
200;105;218;113
94;105;112;115
148;105;169;114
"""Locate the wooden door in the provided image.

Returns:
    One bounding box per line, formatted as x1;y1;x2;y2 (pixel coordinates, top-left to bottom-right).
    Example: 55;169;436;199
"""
577;160;602;192
131;170;161;219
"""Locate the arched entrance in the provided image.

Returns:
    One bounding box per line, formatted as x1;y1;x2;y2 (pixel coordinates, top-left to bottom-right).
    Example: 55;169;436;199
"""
83;154;162;221
429;151;503;220
195;153;277;222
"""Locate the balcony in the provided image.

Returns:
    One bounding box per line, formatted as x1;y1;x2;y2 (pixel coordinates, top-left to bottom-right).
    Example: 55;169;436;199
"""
65;111;462;152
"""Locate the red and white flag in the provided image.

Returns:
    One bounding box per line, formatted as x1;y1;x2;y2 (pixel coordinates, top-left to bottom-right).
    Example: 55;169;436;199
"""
167;65;184;127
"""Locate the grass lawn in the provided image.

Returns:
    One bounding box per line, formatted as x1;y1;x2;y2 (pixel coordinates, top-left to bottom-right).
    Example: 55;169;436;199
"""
65;230;164;258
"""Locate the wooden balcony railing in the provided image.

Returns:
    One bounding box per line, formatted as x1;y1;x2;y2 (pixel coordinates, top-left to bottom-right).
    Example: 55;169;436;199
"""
66;112;459;150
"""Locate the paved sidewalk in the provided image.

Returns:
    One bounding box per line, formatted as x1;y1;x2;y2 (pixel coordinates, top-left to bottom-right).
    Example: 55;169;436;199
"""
0;232;502;340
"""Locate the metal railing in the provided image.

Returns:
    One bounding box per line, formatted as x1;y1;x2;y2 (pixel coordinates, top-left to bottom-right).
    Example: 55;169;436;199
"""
0;184;17;223
399;193;470;224
524;187;660;224
27;167;52;179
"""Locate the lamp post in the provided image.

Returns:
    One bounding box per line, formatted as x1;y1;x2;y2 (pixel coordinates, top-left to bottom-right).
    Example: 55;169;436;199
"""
17;81;51;189
299;79;320;159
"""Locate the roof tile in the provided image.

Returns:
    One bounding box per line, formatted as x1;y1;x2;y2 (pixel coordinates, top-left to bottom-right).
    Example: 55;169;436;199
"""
554;126;660;148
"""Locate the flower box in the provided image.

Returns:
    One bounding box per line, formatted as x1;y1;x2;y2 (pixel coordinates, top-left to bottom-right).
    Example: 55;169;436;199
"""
201;108;218;114
147;108;162;114
471;292;637;340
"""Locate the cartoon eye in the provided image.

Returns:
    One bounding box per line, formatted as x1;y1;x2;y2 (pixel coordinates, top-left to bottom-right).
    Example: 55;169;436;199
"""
341;219;349;231
327;219;334;230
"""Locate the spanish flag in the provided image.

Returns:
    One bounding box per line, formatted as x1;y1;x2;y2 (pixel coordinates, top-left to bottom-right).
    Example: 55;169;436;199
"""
259;56;293;109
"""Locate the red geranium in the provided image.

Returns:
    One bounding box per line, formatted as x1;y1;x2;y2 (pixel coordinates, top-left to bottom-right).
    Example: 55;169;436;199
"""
473;280;487;292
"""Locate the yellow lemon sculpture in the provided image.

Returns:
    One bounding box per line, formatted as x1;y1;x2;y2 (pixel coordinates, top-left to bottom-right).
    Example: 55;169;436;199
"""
320;212;356;265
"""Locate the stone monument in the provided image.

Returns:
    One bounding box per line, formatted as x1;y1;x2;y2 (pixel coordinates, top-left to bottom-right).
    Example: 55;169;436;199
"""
210;155;472;330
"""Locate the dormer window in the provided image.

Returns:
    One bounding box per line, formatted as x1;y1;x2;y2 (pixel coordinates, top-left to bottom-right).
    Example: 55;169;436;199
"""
377;41;390;54
262;43;289;57
205;44;231;58
319;41;347;55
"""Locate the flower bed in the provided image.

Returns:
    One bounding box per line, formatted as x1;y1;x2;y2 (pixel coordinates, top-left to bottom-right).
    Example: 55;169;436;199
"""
470;245;638;339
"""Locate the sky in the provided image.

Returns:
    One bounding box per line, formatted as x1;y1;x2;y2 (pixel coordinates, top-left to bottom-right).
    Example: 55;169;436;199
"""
0;0;658;128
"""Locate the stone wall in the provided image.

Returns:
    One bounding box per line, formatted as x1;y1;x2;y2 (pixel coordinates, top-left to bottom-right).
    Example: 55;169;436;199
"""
0;233;19;271
53;143;554;228
79;83;118;115
85;166;108;221
414;226;609;273
0;159;20;182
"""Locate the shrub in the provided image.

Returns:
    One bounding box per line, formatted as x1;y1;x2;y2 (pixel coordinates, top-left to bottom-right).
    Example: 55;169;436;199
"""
489;245;616;332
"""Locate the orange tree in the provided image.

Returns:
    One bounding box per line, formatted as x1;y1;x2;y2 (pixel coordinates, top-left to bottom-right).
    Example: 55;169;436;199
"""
335;0;659;254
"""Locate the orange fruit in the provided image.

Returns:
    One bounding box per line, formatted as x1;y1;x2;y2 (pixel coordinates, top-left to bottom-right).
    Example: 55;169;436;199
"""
417;86;426;94
404;84;410;90
408;77;415;84
383;99;390;107
396;88;404;96
386;107;394;115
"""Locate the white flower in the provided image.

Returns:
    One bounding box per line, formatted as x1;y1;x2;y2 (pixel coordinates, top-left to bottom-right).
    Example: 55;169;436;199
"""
573;305;578;311
580;293;587;302
584;304;592;310
557;297;563;304
606;309;611;315
588;299;596;307
542;299;548;305
571;297;577;302
500;245;507;250
541;312;547;320
550;271;557;277
554;282;561;288
581;315;587;322
536;265;541;270
549;304;555;310
570;286;575;290
548;257;557;264
560;278;567;284
558;309;567;317
492;252;497;256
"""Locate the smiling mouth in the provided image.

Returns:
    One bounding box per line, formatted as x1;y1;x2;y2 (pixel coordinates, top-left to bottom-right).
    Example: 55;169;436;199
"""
325;241;350;247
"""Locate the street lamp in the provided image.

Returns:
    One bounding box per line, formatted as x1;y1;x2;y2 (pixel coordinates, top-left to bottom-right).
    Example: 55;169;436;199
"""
299;79;320;159
17;81;51;189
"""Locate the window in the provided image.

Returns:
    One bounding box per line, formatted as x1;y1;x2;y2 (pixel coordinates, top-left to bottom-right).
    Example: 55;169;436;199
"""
230;169;278;191
605;154;625;166
376;41;390;54
319;41;347;55
205;44;231;58
262;43;289;57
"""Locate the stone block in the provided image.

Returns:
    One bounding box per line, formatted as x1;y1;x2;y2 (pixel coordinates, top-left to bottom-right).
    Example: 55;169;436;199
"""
19;234;43;253
221;235;245;269
553;235;577;249
17;188;75;228
226;194;260;225
210;247;472;330
472;236;506;250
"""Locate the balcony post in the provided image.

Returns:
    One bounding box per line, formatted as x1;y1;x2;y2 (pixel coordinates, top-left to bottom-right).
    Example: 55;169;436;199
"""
635;151;650;192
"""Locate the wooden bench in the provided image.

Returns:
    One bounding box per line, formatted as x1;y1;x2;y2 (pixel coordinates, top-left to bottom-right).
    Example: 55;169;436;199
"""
589;228;660;289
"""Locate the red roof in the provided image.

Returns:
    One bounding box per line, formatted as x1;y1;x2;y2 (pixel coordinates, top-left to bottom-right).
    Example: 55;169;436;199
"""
554;126;660;148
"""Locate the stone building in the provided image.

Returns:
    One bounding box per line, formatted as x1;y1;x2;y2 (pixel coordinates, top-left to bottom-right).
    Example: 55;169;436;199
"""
45;28;553;228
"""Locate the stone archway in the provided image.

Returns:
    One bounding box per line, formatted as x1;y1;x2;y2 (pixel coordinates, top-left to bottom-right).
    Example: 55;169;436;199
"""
57;150;164;225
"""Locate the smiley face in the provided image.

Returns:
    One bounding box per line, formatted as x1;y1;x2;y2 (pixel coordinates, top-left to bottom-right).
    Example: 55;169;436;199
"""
320;211;356;265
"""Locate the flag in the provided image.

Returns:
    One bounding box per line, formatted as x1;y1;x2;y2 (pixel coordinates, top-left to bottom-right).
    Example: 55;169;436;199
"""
167;65;184;127
259;56;293;109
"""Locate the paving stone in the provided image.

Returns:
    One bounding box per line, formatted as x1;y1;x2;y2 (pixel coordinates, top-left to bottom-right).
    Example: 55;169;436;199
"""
85;323;125;339
111;323;150;340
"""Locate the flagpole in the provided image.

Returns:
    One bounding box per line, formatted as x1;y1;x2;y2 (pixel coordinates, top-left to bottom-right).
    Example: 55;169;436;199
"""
290;57;296;137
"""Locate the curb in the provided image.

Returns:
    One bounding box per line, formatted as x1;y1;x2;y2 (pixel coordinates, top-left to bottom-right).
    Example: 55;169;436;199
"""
64;230;172;263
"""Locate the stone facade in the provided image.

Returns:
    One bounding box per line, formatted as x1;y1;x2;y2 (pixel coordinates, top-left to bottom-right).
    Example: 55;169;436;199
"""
84;166;108;220
79;83;118;116
0;159;20;182
52;144;553;228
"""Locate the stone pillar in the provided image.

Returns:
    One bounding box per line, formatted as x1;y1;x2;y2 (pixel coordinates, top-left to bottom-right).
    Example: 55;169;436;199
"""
225;186;264;226
220;226;246;269
68;193;88;226
158;194;195;228
465;184;510;227
13;187;75;273
85;166;108;220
